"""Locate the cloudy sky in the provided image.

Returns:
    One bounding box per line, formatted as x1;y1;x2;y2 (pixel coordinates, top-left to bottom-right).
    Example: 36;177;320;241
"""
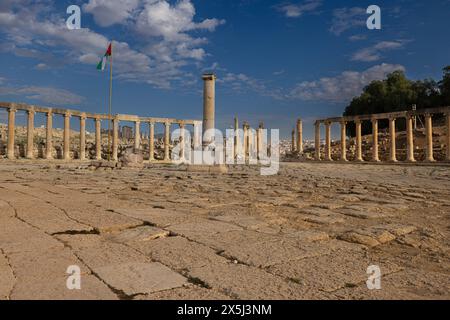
0;0;449;138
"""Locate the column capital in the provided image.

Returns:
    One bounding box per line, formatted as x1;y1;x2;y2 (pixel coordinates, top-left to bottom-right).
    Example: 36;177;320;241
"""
388;116;396;121
354;118;362;124
340;120;347;125
259;122;264;129
95;117;101;122
27;108;36;115
424;112;433;118
80;113;87;120
47;110;53;116
8;107;17;113
64;112;72;118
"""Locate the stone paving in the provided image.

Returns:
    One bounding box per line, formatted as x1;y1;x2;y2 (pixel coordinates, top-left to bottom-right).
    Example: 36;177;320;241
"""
0;160;449;300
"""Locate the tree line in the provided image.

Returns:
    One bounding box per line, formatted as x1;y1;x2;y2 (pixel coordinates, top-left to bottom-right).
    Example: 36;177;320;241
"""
343;66;450;137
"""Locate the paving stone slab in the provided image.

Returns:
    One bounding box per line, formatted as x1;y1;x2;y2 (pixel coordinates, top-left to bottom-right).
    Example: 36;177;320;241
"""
135;286;231;300
131;236;228;271
114;208;194;228
94;262;187;296
188;262;327;300
267;248;402;293
168;219;243;239
56;234;151;269
105;226;170;244
0;252;15;300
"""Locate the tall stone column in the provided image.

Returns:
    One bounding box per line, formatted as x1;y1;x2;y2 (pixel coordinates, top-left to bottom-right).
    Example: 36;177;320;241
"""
291;129;296;153
234;117;239;159
179;122;185;160
112;117;119;161
325;121;332;161
164;121;170;161
26;109;35;159
46;111;53;160
149;121;155;161
371;119;380;162
340;120;347;161
446;112;450;161
296;119;303;154
425;113;435;162
134;120;140;151
7;107;16;159
257;122;263;160
95;118;101;160
389;117;397;162
243;122;249;161
355;119;363;162
314;121;321;161
193;121;201;149
79;114;86;160
202;73;216;146
63;112;71;161
406;115;415;162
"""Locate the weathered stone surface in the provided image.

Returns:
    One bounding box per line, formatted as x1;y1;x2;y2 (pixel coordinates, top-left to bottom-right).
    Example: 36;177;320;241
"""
131;236;228;271
105;225;170;244
0;161;449;300
94;262;187;296
0;251;15;300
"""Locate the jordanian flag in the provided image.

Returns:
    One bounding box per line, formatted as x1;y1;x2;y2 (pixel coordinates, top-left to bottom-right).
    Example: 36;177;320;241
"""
96;43;112;71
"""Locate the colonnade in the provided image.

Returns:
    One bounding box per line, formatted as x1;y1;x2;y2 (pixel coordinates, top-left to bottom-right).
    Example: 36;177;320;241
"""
0;102;201;162
311;107;450;163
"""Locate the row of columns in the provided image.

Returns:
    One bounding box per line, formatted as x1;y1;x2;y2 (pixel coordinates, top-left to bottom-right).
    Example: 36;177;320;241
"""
315;113;450;162
3;107;200;162
291;119;304;153
233;117;266;161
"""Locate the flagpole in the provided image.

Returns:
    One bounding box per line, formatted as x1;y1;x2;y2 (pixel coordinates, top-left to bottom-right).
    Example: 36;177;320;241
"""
107;41;113;161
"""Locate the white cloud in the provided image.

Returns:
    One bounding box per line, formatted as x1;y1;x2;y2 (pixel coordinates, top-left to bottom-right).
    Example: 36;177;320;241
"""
0;0;225;90
348;34;367;41
329;7;366;35
289;63;405;102
83;0;139;27
0;86;84;105
351;41;406;62
277;0;322;18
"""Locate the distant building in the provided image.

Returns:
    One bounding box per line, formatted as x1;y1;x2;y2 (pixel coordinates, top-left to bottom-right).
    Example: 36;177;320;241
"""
120;126;133;140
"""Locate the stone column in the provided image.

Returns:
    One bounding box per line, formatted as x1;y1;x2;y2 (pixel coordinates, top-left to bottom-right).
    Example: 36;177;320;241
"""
95;118;101;160
406;115;415;162
296;119;303;154
79;114;86;160
26;109;35;159
164;121;170;161
325;121;332;161
389;117;397;162
63;112;71;160
425;113;435;162
134;120;140;151
446;112;450;161
371;119;380;162
193;121;201;150
112;117;119;161
291;129;296;153
257;122;263;160
7;107;16;159
340;120;347;161
179;122;185;160
234;117;239;159
243;122;249;160
202;73;216;146
314;121;321;161
46;111;53;160
355;119;363;162
149;121;155;161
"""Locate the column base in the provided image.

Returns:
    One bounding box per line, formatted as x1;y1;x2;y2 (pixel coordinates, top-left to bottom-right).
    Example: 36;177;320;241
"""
389;159;398;163
340;159;348;162
424;159;436;163
406;159;416;163
371;159;381;163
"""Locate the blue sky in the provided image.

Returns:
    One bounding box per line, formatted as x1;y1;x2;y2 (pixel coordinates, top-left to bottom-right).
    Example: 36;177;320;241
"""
0;0;449;138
